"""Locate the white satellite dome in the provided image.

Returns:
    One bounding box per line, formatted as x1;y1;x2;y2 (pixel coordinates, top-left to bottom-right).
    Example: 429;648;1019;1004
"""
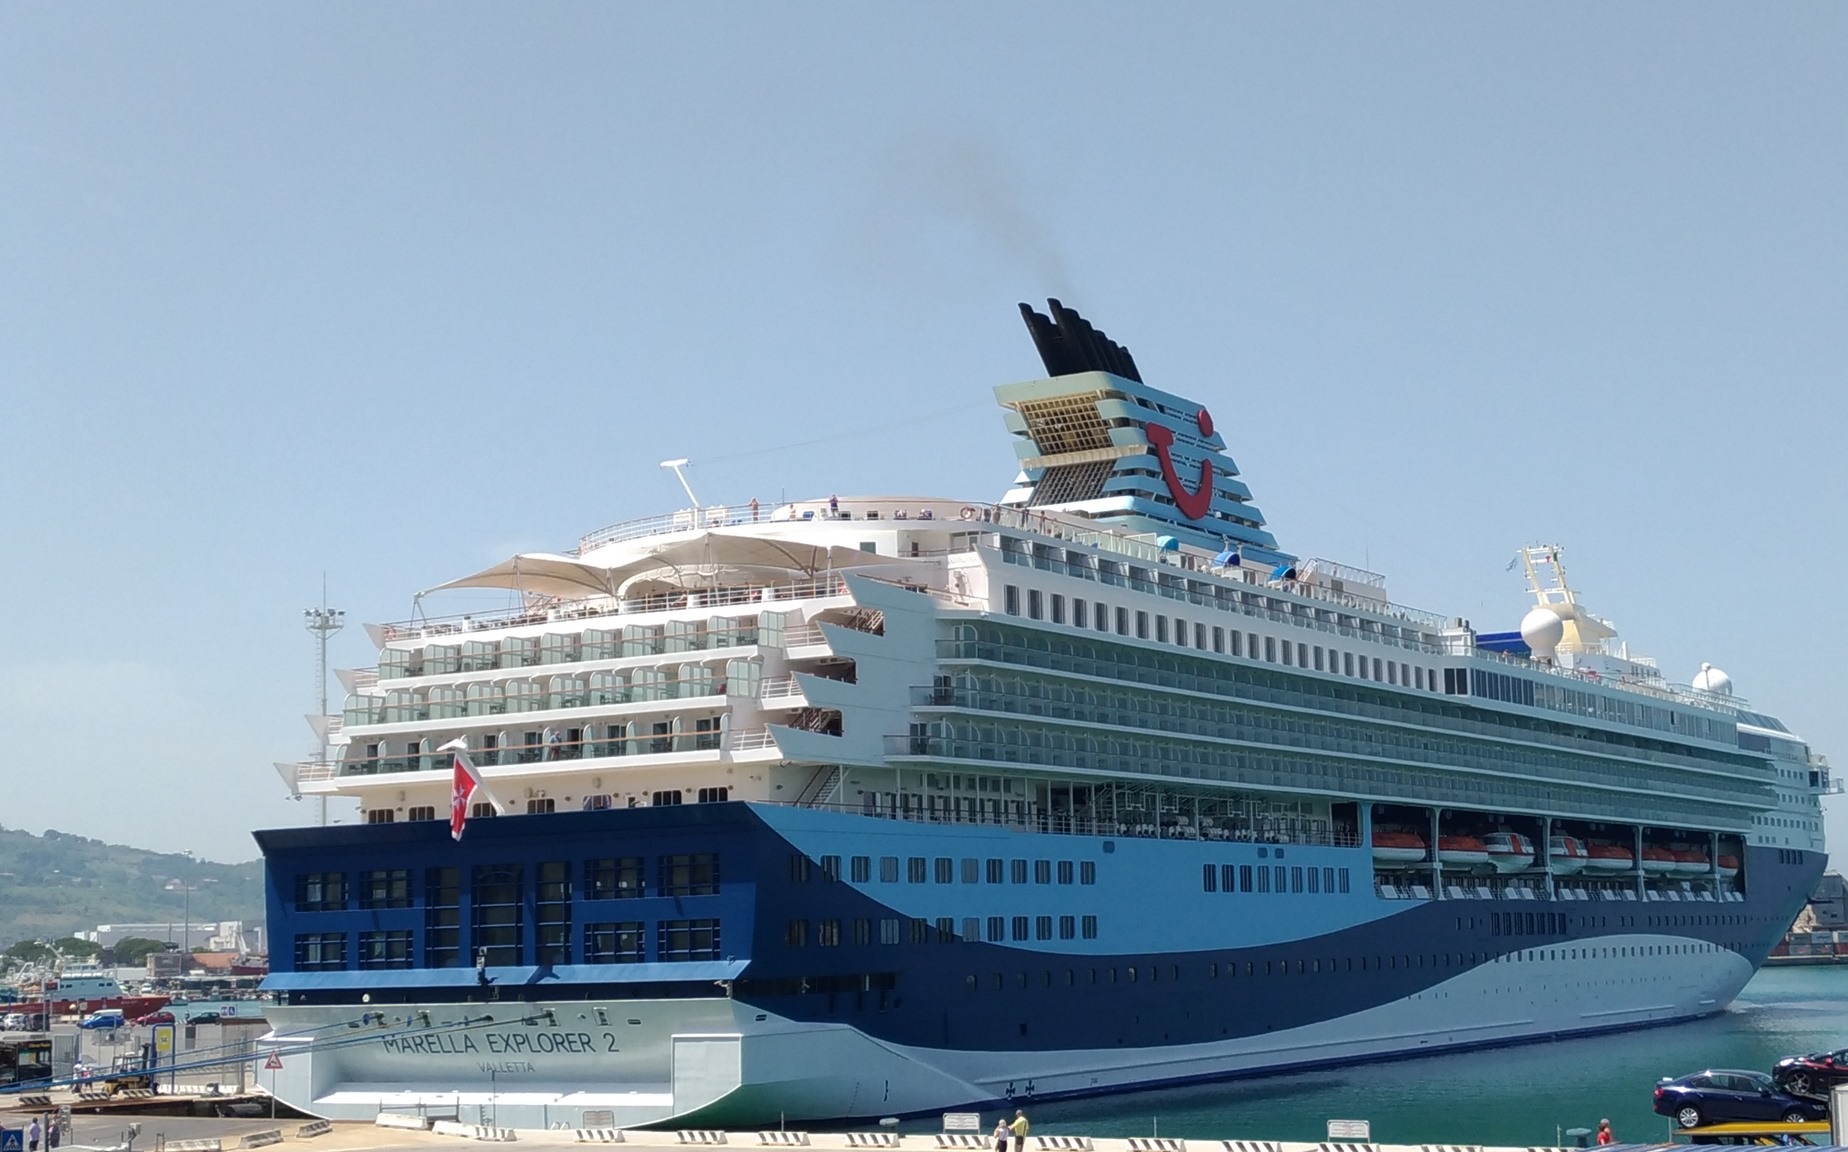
1692;662;1733;696
1520;606;1565;662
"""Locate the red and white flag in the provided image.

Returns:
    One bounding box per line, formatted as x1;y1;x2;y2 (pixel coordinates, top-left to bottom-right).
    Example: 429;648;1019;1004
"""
443;739;488;841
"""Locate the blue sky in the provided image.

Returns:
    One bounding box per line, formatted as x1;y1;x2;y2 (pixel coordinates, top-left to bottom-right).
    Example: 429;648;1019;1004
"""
2;5;1843;863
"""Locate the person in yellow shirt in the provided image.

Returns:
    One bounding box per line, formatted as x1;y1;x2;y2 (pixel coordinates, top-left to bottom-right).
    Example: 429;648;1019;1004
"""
1010;1110;1029;1142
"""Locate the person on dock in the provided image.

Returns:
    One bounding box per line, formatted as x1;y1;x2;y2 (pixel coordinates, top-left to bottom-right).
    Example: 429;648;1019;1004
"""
993;1118;1010;1152
1596;1119;1614;1145
28;1116;41;1152
1010;1109;1030;1143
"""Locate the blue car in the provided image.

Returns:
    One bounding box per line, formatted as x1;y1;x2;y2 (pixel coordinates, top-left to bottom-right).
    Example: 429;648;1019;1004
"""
1653;1068;1829;1129
78;1010;124;1030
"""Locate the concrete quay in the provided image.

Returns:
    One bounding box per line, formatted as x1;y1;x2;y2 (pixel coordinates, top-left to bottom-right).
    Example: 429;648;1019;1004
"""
0;1114;1615;1152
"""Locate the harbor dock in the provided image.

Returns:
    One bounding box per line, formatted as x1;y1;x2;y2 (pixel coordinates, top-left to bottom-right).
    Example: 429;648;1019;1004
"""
0;1107;1808;1152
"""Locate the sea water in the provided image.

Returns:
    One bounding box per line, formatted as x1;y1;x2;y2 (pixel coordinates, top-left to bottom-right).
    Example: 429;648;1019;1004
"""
982;967;1848;1146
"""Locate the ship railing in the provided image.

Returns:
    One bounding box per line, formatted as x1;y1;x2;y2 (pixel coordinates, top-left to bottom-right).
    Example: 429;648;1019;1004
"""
334;727;735;775
582;500;1455;640
375;577;851;644
932;636;1777;782
577;501;971;552
757;675;805;701
575;506;755;552
293;761;339;783
990;543;1450;654
823;792;1362;848
1469;646;1754;712
728;729;779;751
781;624;829;648
893;715;1768;807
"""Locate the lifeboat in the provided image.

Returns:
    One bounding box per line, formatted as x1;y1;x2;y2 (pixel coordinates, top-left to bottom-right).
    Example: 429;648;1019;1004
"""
1437;834;1491;868
1640;845;1678;875
1584;842;1634;872
1547;834;1589;875
1371;829;1428;865
1672;847;1712;875
1716;854;1741;879
1482;831;1536;874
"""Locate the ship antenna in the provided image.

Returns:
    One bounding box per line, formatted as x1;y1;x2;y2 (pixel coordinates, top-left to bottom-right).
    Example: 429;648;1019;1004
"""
303;575;346;829
659;458;702;509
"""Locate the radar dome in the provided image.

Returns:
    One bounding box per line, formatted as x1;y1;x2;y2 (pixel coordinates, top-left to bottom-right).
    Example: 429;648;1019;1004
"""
1692;662;1733;696
1520;606;1565;662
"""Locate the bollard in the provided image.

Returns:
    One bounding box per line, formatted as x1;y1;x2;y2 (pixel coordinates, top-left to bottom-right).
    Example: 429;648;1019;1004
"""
1564;1129;1591;1149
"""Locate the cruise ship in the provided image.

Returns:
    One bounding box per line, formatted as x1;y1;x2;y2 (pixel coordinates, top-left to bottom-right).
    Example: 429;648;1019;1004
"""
256;301;1831;1130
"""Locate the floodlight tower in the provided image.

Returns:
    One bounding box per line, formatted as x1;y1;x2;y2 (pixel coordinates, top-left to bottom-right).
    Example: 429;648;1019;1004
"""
303;578;346;827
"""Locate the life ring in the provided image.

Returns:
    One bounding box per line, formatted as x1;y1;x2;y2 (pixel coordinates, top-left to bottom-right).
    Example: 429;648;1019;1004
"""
960;506;977;521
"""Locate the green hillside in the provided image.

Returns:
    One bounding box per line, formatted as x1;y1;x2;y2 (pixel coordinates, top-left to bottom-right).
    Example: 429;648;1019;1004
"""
0;825;265;952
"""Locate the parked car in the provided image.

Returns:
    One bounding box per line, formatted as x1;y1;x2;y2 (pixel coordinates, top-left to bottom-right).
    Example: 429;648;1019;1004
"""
184;1011;222;1025
1654;1068;1829;1128
78;1010;125;1030
132;1010;174;1026
1774;1048;1848;1100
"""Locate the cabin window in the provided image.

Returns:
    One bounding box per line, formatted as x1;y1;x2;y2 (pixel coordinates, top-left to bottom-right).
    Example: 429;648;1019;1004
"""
424;867;461;967
536;861;572;965
358;869;411;909
293;933;347;972
358;930;412;970
295;872;347;912
586;921;645;963
658;919;721;962
471;863;524;966
588;857;645;899
660;853;720;897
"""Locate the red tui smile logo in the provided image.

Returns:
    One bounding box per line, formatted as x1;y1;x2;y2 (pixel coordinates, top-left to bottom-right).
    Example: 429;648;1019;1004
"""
1146;408;1215;520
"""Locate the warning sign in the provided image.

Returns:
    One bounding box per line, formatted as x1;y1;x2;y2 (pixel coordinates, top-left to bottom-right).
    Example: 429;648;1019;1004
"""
264;1053;283;1071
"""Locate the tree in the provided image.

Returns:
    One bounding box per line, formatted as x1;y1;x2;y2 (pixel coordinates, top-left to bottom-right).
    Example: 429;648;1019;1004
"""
53;937;100;959
111;937;169;967
4;940;54;964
